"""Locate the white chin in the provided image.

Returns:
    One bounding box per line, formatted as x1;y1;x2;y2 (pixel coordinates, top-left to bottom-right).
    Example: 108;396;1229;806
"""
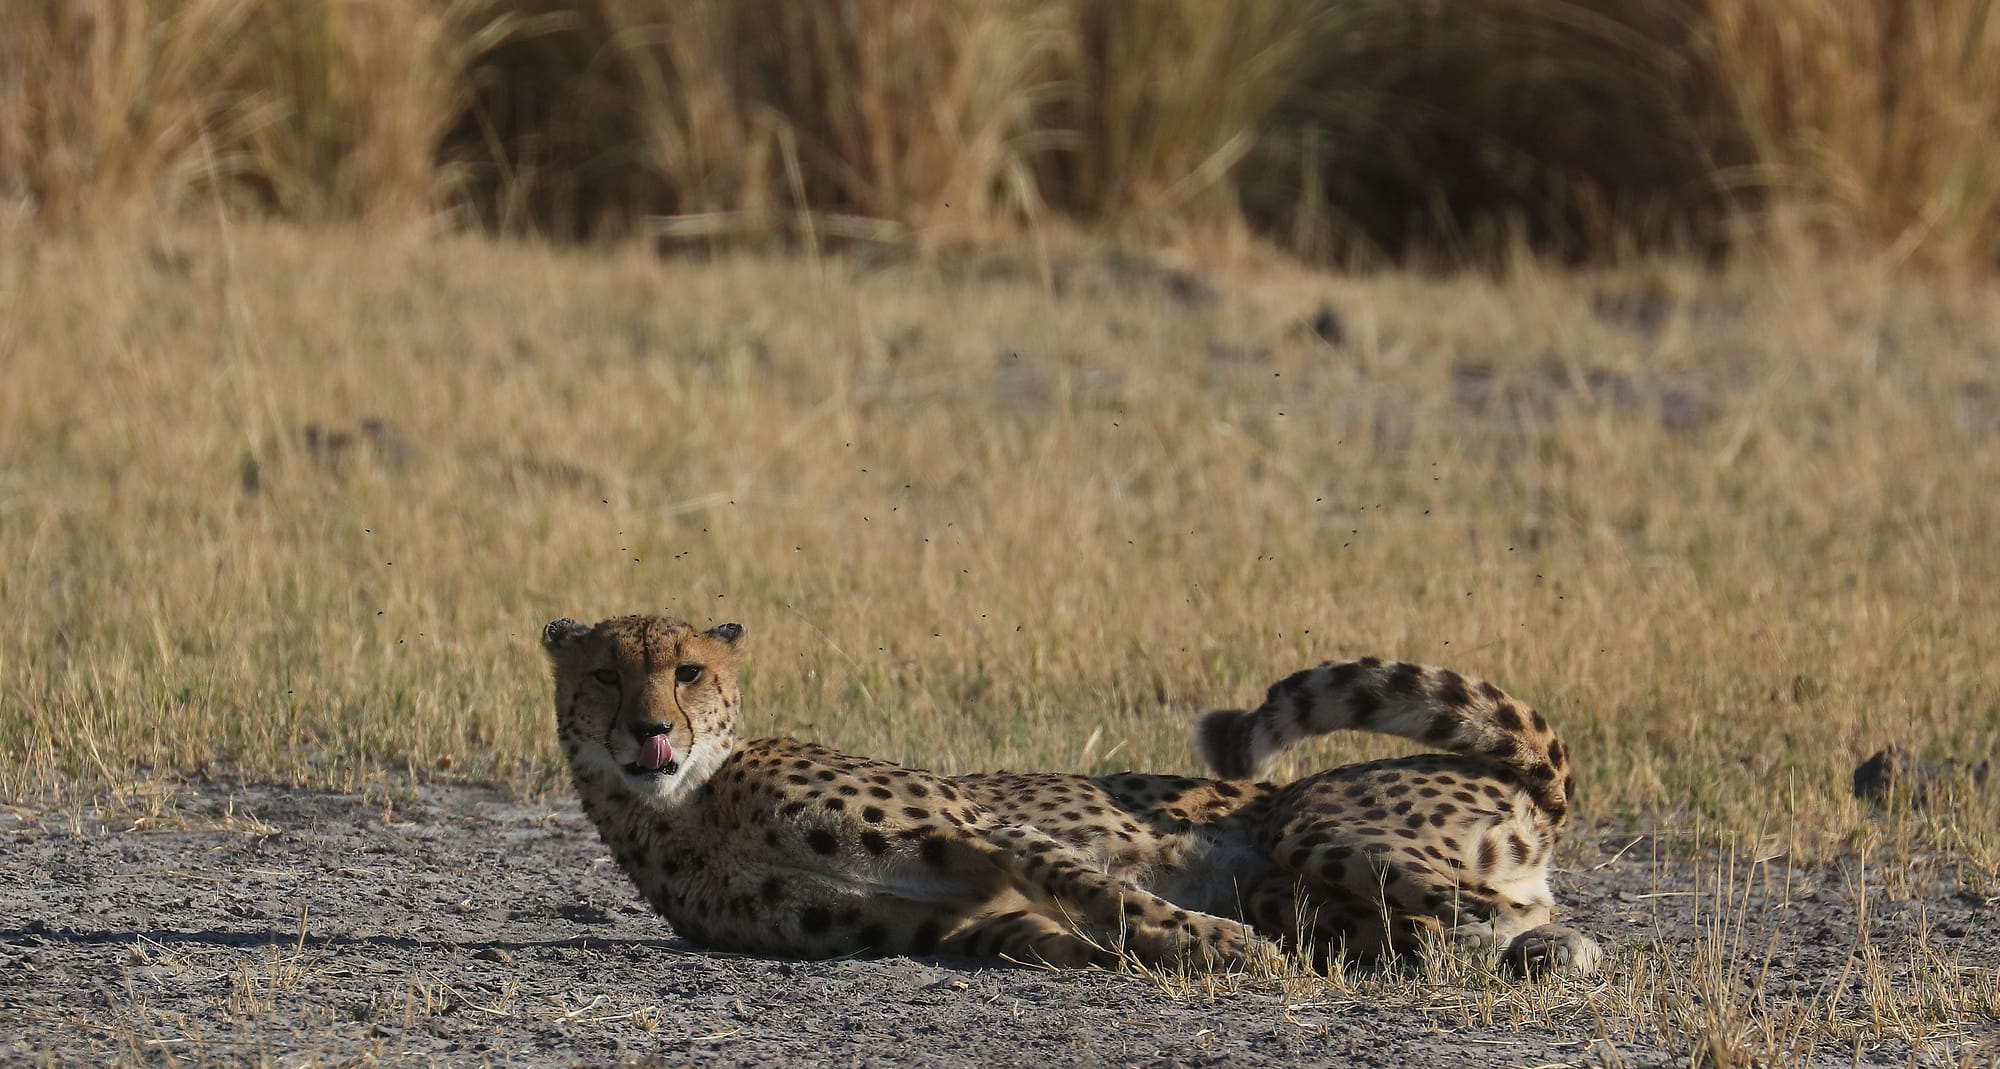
623;768;678;793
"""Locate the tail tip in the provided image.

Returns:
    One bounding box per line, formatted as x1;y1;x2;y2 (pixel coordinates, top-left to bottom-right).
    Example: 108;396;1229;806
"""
1196;708;1261;781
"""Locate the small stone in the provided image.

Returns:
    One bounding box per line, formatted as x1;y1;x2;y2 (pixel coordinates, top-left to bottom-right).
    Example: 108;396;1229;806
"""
1301;301;1346;347
1853;745;1991;809
473;946;513;964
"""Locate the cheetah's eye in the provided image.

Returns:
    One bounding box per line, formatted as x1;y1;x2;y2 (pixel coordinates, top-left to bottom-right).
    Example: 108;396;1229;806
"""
590;669;619;686
674;664;704;685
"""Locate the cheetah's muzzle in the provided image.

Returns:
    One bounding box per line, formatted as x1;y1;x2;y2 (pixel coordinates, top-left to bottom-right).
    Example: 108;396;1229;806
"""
625;732;678;777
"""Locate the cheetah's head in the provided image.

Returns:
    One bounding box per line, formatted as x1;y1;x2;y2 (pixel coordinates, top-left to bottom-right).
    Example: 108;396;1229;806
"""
541;613;746;806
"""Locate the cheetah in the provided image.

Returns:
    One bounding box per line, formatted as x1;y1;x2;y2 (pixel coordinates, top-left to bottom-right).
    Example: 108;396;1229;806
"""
542;613;1600;975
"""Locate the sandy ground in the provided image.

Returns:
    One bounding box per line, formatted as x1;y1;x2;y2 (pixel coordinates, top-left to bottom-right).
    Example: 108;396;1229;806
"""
2;781;1994;1068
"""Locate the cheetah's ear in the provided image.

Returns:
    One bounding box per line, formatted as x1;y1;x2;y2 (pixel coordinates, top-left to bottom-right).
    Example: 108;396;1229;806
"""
703;622;746;649
542;618;591;656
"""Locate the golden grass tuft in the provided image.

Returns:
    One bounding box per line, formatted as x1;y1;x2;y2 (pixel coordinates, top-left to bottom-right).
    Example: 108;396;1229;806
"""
4;1;1999;266
1708;0;2000;269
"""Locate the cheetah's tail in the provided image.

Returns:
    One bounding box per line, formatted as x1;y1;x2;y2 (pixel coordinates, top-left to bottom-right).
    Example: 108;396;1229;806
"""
1195;658;1573;820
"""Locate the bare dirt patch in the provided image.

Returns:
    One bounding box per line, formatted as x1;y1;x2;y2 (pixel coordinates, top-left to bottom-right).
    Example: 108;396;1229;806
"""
4;782;1993;1067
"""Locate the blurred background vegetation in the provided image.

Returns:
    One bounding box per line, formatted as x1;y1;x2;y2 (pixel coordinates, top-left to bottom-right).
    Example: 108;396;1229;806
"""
3;0;1997;268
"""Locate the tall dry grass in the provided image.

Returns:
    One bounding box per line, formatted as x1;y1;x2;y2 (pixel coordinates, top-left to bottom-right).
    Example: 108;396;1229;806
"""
1709;0;2000;269
3;0;1998;265
0;0;512;225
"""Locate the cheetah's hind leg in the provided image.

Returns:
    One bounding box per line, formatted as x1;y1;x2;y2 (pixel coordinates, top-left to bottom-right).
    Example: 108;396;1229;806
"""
933;908;1122;969
977;822;1279;971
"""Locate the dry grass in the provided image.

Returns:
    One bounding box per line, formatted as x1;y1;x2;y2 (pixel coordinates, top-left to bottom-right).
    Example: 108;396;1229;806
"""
4;0;1999;266
2;219;1997;883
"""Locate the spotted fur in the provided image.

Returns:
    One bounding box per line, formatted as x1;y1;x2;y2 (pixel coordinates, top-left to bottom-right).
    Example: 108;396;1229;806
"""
544;614;1599;974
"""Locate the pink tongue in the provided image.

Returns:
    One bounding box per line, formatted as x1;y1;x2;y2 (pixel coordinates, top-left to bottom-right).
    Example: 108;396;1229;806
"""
635;734;675;771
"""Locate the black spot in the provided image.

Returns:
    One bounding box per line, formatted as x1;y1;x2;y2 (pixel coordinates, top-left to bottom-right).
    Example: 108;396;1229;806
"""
1493;702;1529;734
920;837;949;867
860;831;888;856
1347;688;1382;727
869;787;894;800
1387;661;1423;693
862;806;884;823
1477;681;1505;702
908;783;929;798
903;806;930;820
800;907;831;934
1215;782;1241;798
1433;669;1471;707
1327;661;1366;687
824;797;845;811
760;877;785;903
808;829;839;855
1267;668;1314;707
786;773;811;786
782;801;807;818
